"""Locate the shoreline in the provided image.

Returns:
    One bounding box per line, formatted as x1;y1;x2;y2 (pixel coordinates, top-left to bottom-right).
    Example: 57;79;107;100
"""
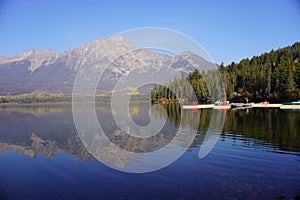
0;100;151;107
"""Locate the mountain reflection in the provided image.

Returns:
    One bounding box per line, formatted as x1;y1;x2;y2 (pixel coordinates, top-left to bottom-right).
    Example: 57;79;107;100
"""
0;104;89;161
0;104;299;169
0;103;199;169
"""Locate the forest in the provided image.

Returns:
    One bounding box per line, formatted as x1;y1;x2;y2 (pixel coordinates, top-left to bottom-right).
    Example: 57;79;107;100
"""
151;42;300;103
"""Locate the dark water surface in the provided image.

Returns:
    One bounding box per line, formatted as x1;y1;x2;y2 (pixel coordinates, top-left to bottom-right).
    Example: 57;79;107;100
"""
0;104;299;200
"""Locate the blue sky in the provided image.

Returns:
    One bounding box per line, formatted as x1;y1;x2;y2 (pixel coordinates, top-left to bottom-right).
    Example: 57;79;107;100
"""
0;0;299;64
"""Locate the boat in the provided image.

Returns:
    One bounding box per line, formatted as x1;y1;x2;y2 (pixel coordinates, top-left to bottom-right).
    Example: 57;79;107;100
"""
214;100;231;110
231;103;254;108
282;100;300;105
232;105;252;110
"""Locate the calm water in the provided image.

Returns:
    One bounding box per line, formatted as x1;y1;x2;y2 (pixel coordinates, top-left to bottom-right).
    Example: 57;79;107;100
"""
0;103;299;200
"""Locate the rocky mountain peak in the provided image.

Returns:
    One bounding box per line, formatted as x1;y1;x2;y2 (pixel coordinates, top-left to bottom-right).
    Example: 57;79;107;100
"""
0;48;35;64
28;49;58;72
57;36;136;71
0;48;58;72
109;36;134;47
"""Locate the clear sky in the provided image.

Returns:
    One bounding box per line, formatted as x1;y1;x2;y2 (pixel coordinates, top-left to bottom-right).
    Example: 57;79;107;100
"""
0;0;299;64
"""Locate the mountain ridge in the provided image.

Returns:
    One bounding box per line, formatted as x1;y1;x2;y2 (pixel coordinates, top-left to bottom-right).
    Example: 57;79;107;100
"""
0;36;213;95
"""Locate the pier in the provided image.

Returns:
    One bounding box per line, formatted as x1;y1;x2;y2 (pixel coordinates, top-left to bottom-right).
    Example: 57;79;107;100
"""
182;103;300;110
252;103;282;108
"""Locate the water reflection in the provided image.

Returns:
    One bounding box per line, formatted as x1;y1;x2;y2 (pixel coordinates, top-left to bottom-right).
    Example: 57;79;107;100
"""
0;104;299;168
157;105;300;154
0;104;89;161
0;104;66;116
224;108;300;153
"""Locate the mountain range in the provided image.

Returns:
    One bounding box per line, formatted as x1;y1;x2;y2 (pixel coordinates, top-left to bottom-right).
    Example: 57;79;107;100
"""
0;36;214;95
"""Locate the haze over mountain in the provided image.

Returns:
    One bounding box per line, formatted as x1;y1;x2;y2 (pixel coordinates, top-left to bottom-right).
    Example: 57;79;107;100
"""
0;36;214;95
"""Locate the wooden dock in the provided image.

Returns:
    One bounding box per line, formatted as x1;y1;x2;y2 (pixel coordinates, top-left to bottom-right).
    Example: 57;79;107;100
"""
213;105;231;110
182;104;214;109
182;103;300;110
182;104;230;110
252;103;282;108
280;104;300;109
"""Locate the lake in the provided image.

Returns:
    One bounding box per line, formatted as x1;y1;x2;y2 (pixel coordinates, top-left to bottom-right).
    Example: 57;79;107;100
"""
0;103;299;200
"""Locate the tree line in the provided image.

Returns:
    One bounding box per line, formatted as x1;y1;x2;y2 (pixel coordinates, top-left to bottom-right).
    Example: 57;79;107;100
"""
151;42;300;103
0;91;71;104
0;90;114;104
151;70;211;103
